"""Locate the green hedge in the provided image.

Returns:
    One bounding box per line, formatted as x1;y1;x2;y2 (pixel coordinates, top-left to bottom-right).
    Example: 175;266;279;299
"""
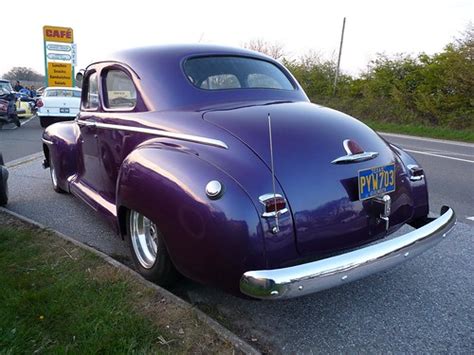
284;27;474;133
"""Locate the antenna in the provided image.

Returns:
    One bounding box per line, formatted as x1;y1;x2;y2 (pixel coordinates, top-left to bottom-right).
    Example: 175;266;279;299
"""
333;17;346;95
268;113;280;233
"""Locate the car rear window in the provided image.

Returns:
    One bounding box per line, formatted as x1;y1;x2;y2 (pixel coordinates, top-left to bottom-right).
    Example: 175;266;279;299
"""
46;89;81;97
184;56;295;91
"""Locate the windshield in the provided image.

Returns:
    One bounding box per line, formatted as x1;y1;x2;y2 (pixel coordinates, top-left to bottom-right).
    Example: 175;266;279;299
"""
46;89;81;97
0;81;13;92
184;56;295;91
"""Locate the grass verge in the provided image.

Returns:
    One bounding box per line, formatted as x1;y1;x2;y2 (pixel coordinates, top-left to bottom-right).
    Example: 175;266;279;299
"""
0;212;235;353
361;120;474;143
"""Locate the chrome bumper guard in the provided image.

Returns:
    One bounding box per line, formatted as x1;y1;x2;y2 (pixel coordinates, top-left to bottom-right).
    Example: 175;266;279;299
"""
240;206;456;300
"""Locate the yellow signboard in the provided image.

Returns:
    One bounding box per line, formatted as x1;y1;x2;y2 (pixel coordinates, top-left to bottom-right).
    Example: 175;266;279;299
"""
43;26;74;43
47;62;73;87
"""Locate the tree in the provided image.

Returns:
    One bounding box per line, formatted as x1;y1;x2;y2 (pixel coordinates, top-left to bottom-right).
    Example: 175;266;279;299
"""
2;67;44;82
242;39;286;61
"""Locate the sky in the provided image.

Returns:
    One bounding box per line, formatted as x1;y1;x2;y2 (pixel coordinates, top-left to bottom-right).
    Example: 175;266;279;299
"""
1;0;472;77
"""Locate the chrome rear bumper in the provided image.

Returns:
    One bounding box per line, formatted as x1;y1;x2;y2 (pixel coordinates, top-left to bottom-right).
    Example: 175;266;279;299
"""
240;206;456;300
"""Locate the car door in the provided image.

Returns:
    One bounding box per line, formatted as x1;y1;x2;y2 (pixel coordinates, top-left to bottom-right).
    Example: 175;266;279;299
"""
76;70;104;191
96;66;141;204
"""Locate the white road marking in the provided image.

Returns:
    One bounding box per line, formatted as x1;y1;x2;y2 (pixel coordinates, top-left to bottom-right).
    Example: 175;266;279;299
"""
466;217;474;221
20;115;36;126
404;148;474;164
380;132;474;148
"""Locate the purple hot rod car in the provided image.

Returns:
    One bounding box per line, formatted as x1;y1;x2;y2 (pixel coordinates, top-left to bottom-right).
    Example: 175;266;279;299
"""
42;45;455;299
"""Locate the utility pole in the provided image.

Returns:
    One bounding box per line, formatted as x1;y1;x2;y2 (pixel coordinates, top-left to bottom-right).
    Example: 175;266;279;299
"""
333;17;346;95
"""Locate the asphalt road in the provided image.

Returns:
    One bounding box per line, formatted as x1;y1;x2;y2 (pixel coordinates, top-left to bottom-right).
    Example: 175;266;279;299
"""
0;116;43;163
2;120;473;353
380;132;474;225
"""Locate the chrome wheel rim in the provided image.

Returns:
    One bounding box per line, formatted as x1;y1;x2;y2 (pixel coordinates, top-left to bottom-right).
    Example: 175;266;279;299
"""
130;210;158;269
50;165;58;188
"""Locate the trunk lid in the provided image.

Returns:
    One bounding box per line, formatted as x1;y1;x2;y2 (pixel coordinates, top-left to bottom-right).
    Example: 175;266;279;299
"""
204;102;414;257
43;96;80;109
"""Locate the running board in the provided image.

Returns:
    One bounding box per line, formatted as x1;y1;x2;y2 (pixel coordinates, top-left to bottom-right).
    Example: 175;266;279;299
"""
69;178;117;218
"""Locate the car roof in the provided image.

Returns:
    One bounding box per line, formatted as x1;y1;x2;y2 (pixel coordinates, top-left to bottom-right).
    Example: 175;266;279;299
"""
96;44;272;65
84;44;308;111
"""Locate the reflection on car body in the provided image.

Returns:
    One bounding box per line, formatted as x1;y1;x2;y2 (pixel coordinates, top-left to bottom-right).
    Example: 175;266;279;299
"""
42;45;455;299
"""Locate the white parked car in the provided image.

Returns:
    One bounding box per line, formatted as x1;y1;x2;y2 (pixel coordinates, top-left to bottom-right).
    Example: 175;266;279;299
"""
37;87;81;128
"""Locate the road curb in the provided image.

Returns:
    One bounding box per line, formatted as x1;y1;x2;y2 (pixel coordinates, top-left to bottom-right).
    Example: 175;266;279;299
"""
6;151;43;169
0;207;260;355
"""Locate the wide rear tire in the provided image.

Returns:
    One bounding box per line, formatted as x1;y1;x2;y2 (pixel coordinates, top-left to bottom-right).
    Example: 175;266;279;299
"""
126;209;178;286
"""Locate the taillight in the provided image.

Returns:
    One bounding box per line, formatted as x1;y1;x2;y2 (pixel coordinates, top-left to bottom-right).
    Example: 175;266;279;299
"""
407;164;424;181
259;193;288;217
36;99;43;108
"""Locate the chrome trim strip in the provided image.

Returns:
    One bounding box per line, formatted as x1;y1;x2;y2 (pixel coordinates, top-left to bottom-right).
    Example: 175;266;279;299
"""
75;120;228;149
331;151;379;164
240;206;456;300
42;138;54;145
259;193;284;203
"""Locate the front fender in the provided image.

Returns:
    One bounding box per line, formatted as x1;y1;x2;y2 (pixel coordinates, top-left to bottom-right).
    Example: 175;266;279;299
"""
42;122;81;191
116;143;266;293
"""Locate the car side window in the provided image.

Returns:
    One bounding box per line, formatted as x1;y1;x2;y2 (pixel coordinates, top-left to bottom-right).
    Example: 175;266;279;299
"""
84;72;99;110
104;70;137;109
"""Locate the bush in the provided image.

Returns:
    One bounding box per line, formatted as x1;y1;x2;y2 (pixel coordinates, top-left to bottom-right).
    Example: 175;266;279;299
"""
281;25;474;132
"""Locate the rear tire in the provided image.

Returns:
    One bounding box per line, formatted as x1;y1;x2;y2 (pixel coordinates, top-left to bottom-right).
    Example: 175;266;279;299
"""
126;209;178;286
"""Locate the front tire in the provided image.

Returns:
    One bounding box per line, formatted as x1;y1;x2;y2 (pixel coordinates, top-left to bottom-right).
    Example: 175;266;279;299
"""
126;210;178;286
49;159;65;193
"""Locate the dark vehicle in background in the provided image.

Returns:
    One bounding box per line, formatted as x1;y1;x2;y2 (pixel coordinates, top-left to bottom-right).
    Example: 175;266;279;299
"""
0;153;8;206
42;45;456;299
0;80;21;128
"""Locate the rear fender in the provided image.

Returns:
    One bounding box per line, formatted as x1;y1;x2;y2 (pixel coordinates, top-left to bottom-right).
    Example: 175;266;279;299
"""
116;143;266;293
42;122;81;191
390;143;429;219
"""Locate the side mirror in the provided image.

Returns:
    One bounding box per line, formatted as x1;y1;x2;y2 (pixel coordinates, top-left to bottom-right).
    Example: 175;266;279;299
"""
75;69;85;87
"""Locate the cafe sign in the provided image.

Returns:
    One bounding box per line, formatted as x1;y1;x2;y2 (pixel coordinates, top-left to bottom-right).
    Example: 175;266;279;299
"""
43;25;76;87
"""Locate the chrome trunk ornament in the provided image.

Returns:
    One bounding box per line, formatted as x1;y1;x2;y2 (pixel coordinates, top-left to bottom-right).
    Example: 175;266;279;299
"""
331;139;379;164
